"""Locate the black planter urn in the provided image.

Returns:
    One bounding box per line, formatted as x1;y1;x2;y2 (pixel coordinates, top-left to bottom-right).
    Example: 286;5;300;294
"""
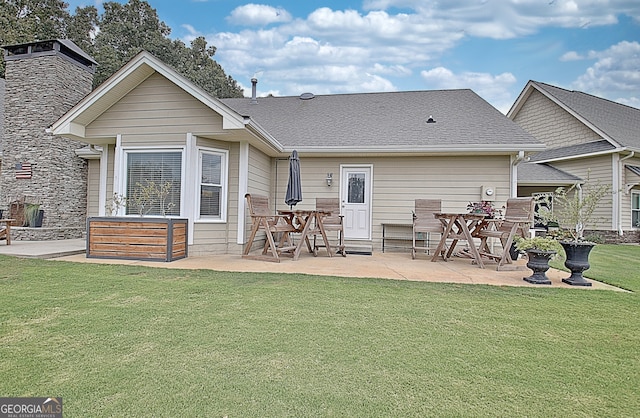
560;241;595;287
523;249;555;285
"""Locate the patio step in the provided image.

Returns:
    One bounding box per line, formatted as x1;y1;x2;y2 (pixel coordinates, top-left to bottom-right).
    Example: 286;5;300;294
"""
344;242;373;255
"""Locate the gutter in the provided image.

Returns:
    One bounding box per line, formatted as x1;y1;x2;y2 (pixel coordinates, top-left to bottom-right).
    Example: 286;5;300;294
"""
243;117;284;153
532;148;624;164
285;144;545;156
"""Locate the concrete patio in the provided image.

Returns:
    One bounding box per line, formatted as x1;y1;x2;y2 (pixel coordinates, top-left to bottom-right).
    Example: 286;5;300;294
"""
0;238;625;291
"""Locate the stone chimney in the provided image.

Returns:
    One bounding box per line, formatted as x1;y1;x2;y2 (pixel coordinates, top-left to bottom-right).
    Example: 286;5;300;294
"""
1;39;97;239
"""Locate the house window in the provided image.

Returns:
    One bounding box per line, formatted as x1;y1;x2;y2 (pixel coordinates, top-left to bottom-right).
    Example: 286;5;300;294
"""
125;151;182;216
632;192;640;228
198;149;227;220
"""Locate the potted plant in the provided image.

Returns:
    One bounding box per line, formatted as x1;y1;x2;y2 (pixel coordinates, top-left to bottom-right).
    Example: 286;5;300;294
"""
514;236;562;285
467;201;503;219
537;175;611;286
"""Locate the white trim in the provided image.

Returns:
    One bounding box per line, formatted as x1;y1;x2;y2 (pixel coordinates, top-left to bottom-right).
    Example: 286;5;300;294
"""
119;145;186;217
237;142;249;244
185;133;197;245
113;134;123;200
532;148;623;164
340;164;373;240
632;191;640;229
195;147;229;223
98;145;108;216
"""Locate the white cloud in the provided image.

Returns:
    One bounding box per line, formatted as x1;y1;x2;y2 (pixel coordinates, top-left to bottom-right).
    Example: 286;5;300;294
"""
616;96;640;109
571;41;640;102
192;1;640;110
227;4;292;26
420;67;518;113
560;51;584;61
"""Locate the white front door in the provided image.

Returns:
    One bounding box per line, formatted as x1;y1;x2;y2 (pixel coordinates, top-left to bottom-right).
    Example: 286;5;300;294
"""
341;165;372;240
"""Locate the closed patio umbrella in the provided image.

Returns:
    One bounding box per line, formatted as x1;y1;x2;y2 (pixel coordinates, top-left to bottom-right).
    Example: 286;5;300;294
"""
285;150;302;208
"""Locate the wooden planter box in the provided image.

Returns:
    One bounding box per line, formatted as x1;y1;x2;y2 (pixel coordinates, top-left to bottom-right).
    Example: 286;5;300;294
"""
87;217;188;262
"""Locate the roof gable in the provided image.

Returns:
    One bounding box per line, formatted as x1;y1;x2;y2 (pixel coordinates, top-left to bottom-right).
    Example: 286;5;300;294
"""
510;80;640;151
50;51;251;143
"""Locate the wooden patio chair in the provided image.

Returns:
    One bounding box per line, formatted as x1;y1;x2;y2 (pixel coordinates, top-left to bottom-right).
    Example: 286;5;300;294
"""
412;199;444;259
243;193;298;262
313;198;346;257
476;197;535;270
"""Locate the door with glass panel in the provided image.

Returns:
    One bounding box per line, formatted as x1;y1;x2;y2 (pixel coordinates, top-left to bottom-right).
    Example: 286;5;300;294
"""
341;166;372;240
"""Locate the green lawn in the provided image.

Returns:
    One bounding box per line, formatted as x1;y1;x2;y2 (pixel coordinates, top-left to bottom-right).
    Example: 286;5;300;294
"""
1;246;638;417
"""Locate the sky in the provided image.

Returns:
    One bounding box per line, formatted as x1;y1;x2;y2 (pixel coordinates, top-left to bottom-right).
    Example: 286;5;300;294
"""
66;0;640;114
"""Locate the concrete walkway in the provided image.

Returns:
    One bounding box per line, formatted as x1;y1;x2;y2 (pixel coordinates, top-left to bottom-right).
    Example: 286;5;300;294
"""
0;238;625;291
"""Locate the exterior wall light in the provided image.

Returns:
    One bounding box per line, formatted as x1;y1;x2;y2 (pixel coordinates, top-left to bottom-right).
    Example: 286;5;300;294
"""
326;173;333;187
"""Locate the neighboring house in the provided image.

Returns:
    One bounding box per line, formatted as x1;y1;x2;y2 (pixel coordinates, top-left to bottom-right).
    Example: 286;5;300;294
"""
510;80;640;242
51;51;544;255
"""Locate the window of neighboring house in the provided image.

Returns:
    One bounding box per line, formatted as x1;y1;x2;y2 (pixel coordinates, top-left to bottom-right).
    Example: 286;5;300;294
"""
632;192;640;228
198;149;227;221
125;151;182;216
533;192;554;229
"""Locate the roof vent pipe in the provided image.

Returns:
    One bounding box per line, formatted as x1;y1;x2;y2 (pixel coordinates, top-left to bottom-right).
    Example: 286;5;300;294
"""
250;78;258;104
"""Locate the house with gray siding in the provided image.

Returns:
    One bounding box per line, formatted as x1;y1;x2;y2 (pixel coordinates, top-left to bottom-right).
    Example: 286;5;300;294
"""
510;80;640;242
47;50;544;255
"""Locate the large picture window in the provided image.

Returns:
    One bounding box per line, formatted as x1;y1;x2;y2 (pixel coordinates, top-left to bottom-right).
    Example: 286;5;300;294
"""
125;151;182;216
199;149;227;220
632;192;640;228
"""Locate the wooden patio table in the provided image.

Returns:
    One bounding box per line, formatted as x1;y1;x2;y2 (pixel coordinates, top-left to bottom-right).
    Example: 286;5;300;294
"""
278;210;333;260
431;213;487;268
0;219;15;245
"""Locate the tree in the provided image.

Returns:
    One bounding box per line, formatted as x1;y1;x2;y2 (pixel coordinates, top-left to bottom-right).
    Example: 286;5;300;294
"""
1;0;243;98
65;4;98;55
0;0;70;75
89;0;243;98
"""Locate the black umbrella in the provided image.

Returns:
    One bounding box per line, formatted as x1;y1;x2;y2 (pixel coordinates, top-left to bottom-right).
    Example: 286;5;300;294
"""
285;150;302;208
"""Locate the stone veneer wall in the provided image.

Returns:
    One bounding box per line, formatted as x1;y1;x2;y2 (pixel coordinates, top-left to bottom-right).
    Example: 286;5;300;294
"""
590;229;640;244
1;51;93;239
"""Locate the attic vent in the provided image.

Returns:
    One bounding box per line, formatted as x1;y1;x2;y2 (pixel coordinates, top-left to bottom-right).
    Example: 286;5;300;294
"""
300;92;315;100
426;115;436;123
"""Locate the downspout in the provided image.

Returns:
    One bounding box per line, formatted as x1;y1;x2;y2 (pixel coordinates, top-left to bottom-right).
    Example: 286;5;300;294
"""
576;182;583;239
618;151;635;235
510;151;526;198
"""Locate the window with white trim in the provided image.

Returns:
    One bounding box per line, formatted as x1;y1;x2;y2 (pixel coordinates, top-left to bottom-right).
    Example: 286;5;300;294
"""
125;151;182;216
632;192;640;228
198;149;227;220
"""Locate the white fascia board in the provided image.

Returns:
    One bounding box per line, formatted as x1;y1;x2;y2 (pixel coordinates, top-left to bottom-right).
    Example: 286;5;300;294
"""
287;144;546;155
52;121;86;138
243;119;284;153
506;80;536;119
529;83;622;149
533;148;624;164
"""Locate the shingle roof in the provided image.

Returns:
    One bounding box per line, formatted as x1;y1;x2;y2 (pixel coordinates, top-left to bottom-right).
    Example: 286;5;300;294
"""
528;139;615;162
221;89;543;151
518;162;582;184
532;81;640;150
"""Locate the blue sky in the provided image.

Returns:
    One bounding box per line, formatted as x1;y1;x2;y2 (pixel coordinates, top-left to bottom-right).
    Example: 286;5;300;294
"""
66;0;640;113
